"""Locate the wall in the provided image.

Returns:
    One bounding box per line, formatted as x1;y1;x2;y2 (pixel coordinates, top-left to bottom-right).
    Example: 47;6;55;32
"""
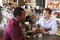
0;0;3;6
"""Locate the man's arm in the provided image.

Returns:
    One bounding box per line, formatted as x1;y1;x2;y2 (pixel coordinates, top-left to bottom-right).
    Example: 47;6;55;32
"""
3;30;11;40
30;29;41;40
48;20;57;35
40;20;57;35
40;28;50;35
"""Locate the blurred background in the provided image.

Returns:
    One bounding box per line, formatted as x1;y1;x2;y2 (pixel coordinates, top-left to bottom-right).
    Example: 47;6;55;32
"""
0;0;60;40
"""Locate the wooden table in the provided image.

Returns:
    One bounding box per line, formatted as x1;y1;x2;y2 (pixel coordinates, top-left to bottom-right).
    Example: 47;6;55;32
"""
25;28;60;40
33;34;60;40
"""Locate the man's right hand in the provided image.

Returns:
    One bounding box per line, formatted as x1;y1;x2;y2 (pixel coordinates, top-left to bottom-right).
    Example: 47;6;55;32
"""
34;28;41;34
32;24;38;28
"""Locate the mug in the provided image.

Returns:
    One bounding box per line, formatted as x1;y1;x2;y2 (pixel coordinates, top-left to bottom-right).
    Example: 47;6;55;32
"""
38;33;42;38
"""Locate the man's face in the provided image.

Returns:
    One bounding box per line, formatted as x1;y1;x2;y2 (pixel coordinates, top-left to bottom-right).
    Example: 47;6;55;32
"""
43;10;51;18
18;11;26;22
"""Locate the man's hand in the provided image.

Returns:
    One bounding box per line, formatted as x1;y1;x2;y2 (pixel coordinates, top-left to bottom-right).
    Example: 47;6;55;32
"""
32;24;38;28
40;28;45;33
34;28;41;34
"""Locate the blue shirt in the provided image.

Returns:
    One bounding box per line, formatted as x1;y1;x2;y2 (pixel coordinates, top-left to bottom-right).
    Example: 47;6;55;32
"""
36;16;57;35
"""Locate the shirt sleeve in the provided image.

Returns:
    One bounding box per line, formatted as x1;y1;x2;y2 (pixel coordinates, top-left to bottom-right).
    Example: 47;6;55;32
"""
48;20;58;35
3;29;11;40
36;19;41;24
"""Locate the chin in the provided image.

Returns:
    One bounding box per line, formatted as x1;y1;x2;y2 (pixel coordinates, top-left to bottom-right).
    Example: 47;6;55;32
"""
44;17;47;19
44;16;47;18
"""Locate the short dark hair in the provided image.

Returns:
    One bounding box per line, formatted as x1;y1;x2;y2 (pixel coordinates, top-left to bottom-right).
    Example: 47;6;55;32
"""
44;8;52;14
13;7;24;17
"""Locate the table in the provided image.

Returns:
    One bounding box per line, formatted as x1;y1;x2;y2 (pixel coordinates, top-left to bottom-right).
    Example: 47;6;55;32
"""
33;34;60;40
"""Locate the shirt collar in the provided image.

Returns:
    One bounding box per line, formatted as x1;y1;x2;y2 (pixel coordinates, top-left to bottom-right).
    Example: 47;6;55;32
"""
43;17;52;24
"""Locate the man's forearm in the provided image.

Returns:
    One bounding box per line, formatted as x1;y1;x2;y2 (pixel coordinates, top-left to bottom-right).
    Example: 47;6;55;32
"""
40;28;50;35
43;31;50;35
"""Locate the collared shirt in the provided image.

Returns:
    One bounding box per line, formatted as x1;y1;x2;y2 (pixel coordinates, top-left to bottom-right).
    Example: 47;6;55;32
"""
3;18;24;40
36;16;57;35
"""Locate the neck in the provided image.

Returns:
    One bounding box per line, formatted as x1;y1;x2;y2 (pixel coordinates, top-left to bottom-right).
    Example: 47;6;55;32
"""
14;18;20;23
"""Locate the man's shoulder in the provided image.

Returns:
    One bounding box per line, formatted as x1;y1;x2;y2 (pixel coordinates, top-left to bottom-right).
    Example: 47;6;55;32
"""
5;18;17;31
50;17;57;24
8;18;14;23
50;17;56;21
8;18;17;25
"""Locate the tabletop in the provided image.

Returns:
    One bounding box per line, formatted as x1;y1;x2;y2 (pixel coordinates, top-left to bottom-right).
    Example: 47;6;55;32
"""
33;34;60;40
